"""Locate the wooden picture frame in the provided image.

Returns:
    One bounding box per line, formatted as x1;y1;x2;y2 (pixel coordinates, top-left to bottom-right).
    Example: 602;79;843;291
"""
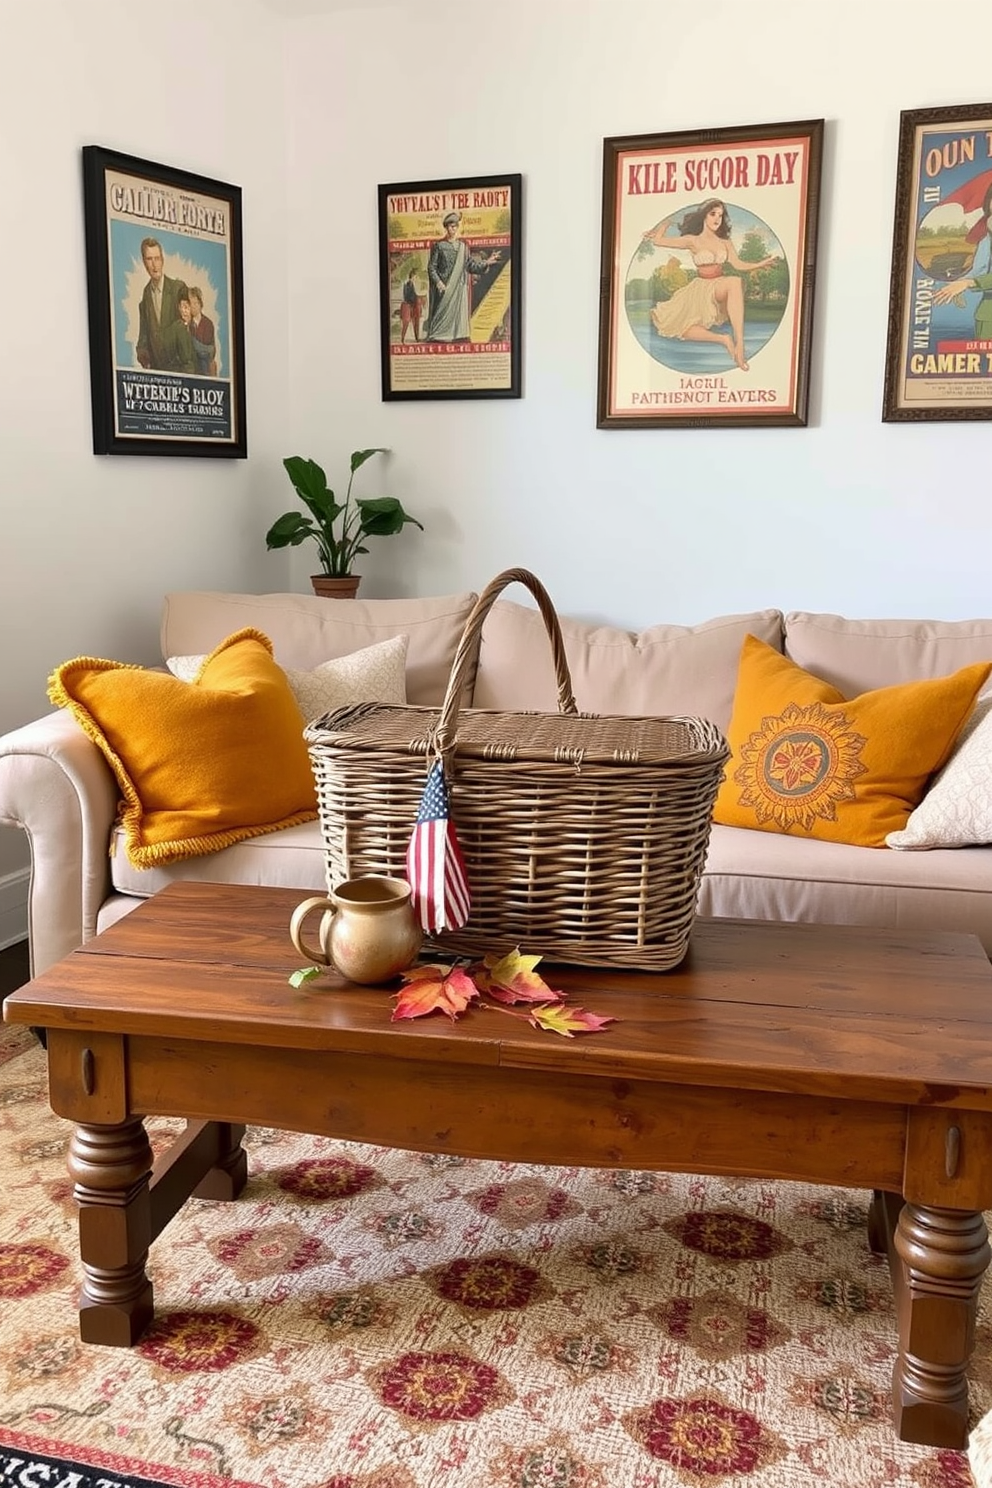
882;103;992;422
81;145;247;457
597;119;823;429
377;173;522;400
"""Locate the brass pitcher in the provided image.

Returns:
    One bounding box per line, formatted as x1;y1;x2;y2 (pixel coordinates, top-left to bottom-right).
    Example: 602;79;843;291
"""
289;875;422;985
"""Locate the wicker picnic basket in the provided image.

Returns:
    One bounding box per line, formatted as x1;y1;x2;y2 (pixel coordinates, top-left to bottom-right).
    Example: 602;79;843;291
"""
304;568;729;971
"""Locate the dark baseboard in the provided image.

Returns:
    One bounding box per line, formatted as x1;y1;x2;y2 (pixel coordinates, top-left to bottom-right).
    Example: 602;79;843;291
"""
0;939;30;998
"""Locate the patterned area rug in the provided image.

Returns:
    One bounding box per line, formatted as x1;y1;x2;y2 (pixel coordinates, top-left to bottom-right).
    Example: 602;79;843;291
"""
0;1022;989;1488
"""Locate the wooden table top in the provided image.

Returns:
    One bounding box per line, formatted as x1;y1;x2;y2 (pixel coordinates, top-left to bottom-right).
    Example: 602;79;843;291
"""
6;881;992;1110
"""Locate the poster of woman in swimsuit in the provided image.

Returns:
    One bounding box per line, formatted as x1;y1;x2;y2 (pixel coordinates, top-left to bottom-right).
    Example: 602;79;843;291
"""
597;120;823;429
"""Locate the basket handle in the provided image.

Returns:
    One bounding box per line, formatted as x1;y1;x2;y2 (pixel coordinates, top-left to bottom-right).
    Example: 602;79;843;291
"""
434;567;578;758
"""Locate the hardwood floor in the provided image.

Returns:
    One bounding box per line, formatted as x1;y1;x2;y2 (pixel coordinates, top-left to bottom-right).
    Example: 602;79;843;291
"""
0;939;30;997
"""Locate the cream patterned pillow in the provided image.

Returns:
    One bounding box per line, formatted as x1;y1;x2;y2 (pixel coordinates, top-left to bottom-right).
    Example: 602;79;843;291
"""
886;691;992;849
167;634;408;722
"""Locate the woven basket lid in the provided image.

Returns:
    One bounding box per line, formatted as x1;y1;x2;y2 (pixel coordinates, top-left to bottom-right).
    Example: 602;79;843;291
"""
306;702;728;769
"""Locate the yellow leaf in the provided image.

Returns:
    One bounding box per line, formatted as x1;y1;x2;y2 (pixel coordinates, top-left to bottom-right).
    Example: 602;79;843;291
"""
475;946;564;1005
485;947;543;980
528;1004;616;1038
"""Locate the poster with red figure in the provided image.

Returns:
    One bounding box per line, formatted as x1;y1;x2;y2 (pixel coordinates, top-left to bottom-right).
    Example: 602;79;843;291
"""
883;103;992;422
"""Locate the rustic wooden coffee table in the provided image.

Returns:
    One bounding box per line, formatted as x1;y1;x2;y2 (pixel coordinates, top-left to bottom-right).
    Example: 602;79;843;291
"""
6;880;992;1449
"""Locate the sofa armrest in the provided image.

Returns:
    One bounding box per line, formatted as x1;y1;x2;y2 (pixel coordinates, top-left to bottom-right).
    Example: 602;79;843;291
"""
0;711;119;976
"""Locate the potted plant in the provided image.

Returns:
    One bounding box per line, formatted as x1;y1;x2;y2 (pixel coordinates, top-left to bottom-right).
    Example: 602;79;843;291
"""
265;448;423;598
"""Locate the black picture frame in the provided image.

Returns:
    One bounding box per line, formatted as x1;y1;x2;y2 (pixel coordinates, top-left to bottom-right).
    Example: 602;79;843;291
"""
377;173;522;400
82;145;247;457
597;119;823;429
882;103;992;422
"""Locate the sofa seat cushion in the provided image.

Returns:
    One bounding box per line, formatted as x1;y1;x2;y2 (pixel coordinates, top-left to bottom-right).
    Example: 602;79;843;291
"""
110;819;327;898
160;590;478;706
471;603;784;732
700;824;992;954
96;892;150;936
108;817;992;958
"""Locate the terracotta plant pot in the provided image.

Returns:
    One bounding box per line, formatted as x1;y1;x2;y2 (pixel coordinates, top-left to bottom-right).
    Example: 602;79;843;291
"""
311;575;361;600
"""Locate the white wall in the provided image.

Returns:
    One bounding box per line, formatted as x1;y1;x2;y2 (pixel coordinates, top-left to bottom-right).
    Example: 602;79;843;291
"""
0;0;292;897
284;0;991;627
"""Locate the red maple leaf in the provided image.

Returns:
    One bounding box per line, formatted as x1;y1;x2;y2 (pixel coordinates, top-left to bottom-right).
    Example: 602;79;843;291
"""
392;963;479;1022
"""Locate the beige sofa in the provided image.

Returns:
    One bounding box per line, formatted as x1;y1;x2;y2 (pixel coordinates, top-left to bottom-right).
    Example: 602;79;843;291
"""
3;587;991;978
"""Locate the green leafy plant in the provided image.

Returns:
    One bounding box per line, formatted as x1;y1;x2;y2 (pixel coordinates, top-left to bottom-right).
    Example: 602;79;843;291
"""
265;448;423;577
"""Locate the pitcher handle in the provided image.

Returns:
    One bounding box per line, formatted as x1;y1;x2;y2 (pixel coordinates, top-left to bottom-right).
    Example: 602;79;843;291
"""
289;896;336;965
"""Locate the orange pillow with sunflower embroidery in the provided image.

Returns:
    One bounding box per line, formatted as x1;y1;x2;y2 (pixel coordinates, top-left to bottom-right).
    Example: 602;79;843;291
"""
713;636;990;846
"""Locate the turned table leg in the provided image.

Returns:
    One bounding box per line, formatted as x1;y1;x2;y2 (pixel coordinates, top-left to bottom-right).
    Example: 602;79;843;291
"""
194;1121;248;1200
892;1202;991;1448
67;1118;154;1346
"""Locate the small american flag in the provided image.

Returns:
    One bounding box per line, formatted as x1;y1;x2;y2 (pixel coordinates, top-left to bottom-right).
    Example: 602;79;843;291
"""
405;760;472;933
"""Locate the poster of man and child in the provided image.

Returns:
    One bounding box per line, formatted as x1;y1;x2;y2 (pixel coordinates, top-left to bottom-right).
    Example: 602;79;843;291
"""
598;120;823;429
83;147;245;456
378;174;521;400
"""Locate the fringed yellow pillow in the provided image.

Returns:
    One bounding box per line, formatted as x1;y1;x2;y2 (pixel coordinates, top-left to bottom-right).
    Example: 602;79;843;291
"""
48;628;317;868
713;635;990;846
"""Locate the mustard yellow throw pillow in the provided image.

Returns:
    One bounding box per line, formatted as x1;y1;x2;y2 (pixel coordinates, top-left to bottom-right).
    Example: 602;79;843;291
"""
713;636;991;846
48;628;317;868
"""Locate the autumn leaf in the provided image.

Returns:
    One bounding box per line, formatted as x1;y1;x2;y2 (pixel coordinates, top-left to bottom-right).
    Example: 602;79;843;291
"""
473;946;565;1005
385;949;618;1039
527;1003;616;1038
288;966;323;988
393;962;480;1022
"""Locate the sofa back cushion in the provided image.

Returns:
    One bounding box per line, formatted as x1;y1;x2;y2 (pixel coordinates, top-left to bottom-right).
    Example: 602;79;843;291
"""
161;590;478;706
470;603;784;730
785;612;992;694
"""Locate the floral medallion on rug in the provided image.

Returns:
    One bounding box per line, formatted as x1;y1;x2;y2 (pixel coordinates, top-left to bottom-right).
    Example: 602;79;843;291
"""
0;1023;987;1488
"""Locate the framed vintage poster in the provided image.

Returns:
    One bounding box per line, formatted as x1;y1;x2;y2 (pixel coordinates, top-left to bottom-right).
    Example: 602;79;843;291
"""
597;120;823;429
81;145;247;457
377;173;521;400
882;103;992;422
